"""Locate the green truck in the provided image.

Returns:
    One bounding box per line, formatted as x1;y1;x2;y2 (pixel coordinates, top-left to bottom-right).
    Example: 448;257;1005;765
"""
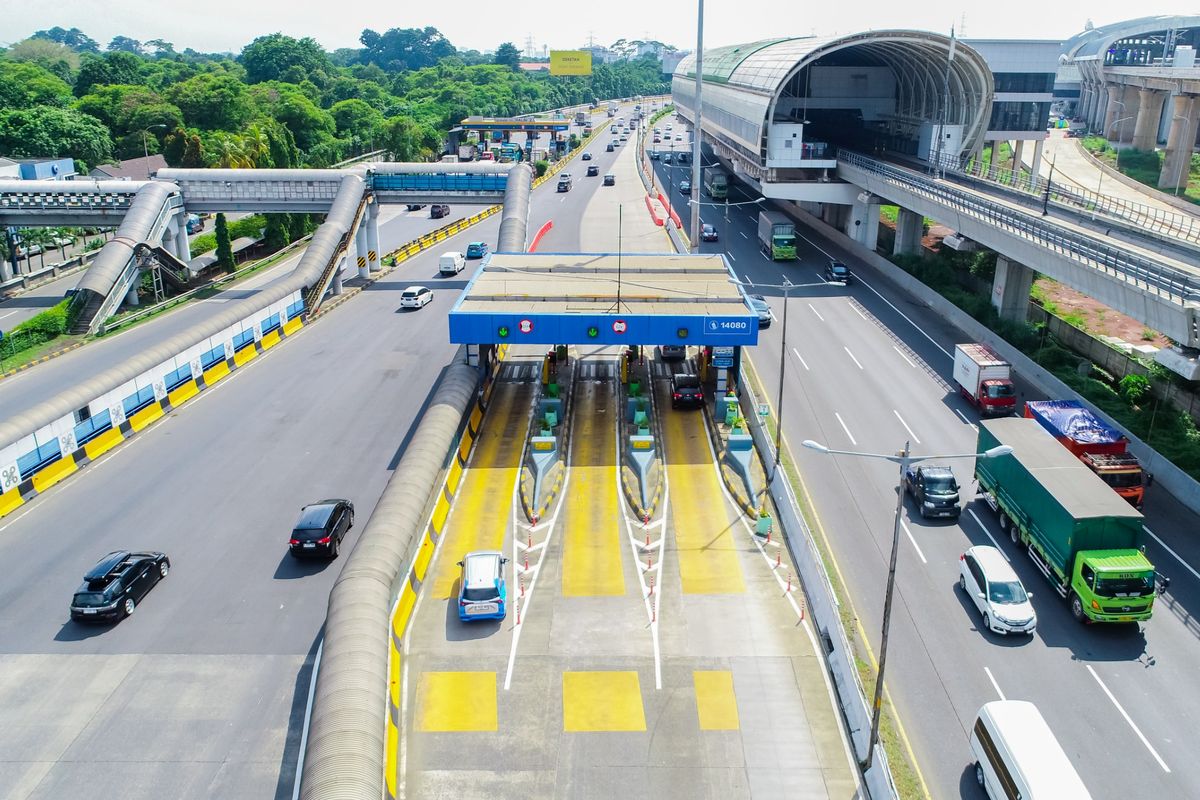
757;211;797;260
975;418;1167;624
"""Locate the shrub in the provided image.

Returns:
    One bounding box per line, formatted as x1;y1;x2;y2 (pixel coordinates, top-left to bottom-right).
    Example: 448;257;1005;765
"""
534;159;549;177
1119;374;1151;406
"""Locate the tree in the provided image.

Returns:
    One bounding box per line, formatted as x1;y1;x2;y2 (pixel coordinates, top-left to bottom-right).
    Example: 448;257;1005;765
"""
358;26;456;71
214;213;234;271
0;106;112;166
494;43;521;71
163;127;206;167
144;39;176;58
107;36;143;54
380;115;439;161
271;93;336;151
74;50;145;97
330;98;383;142
168;73;254;130
4;39;80;82
32;26;100;53
240;33;332;84
208;134;253;168
0;62;72;108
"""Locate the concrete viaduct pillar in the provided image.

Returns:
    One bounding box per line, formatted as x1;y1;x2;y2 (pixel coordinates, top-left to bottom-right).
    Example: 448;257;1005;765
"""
1103;85;1125;140
366;199;381;272
991;255;1034;322
1117;85;1139;143
847;194;880;252
1133;88;1168;150
1012;140;1025;173
1160;94;1200;190
1030;139;1045;179
0;252;12;283
355;218;369;279
893;207;924;256
331;256;344;295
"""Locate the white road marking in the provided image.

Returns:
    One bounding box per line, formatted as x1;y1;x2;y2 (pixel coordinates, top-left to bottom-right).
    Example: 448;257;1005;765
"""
892;346;916;368
954;408;979;430
834;412;857;445
740;231;749;240
893;409;921;443
1086;665;1170;772
791;347;809;370
743;274;753;286
808;304;825;322
851;303;868;321
843;346;863;370
0;310;19;320
900;520;927;563
815;272;828;284
1143;525;1200;583
984;667;1006;701
967;509;1010;560
727;252;736;262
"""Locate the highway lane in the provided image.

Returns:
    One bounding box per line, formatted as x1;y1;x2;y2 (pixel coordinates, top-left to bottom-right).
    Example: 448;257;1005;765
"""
0;203;483;417
649;155;1200;798
0;141;612;799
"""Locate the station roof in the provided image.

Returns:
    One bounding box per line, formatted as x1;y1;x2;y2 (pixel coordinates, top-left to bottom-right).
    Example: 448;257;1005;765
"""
449;252;758;346
459;116;571;132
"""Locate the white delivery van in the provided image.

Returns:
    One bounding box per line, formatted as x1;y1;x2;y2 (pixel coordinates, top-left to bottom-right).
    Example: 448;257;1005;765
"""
439;251;466;275
970;701;1091;800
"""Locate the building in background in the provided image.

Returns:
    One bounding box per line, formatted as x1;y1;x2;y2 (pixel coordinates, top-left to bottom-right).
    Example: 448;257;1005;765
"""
965;39;1061;175
15;157;76;180
89;154;168;180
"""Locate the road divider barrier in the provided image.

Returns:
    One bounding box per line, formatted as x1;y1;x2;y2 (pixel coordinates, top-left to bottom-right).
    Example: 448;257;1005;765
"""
528;220;554;253
519;352;571;523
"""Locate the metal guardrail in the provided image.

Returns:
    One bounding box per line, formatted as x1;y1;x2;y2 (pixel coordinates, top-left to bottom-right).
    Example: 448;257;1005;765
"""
927;152;1200;245
838;150;1200;305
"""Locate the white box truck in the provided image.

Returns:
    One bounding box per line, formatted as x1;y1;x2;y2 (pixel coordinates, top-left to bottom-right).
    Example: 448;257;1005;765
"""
953;343;1016;416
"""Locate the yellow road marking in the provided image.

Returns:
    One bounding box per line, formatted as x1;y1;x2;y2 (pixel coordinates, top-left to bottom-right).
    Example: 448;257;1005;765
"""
661;394;745;594
562;381;624;596
431;382;531;599
563;671;646;732
693;670;739;730
415;672;497;732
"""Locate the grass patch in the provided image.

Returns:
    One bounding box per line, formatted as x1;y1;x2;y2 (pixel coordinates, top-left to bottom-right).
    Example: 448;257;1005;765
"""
189;214;267;258
0;298;81;370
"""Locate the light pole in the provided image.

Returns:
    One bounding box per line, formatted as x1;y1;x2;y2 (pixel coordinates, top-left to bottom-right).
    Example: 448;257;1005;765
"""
801;438;1013;771
689;0;705;253
1041;149;1057;216
141;124;167;177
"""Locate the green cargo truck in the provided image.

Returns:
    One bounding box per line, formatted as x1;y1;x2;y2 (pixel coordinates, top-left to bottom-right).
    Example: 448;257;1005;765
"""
975;418;1167;624
757;211;797;260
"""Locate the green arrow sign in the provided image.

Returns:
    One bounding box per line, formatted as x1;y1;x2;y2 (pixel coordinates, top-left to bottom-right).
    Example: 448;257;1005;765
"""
498;325;510;338
587;325;599;338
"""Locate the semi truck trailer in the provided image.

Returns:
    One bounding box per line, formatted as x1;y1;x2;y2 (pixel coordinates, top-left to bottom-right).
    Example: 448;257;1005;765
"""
757;211;797;260
1025;400;1145;508
975;418;1165;624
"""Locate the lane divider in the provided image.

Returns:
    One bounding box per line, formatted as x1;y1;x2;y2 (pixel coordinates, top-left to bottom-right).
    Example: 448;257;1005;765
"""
644;194;666;226
527;220;554;253
383;341;508;798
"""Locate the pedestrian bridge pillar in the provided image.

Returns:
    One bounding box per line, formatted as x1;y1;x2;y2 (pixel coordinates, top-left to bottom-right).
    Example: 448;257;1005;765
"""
366;199;381;272
991;255;1034;322
848;193;880;252
355;219;369;279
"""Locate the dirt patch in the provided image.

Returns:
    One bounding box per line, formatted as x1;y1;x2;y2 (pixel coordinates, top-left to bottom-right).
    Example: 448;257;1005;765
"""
1033;278;1171;348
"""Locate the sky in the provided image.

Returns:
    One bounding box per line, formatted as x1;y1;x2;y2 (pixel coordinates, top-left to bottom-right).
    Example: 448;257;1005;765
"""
1;1;1192;55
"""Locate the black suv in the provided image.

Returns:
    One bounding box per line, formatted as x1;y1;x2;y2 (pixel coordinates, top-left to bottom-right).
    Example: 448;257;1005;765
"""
430;204;450;219
289;499;355;558
586;165;600;177
70;551;170;622
670;373;704;409
903;466;961;519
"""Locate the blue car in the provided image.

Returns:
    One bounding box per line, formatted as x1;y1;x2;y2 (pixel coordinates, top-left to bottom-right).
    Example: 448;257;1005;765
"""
466;241;489;259
456;550;508;622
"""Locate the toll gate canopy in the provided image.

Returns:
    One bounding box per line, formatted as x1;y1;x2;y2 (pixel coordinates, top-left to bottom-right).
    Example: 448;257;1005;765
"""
448;252;758;346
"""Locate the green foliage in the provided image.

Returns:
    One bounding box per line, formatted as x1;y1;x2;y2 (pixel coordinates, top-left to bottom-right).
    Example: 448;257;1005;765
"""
240;33;332;84
168;73;255;130
74;51;144;97
107;36;143;54
0;105;113;166
4;298;76;358
0;61;72;108
3;39;80;82
359;27;456;71
494;43;522;71
32;26;100;53
534;159;549;177
214;213;234;270
162;127;206;167
191;214;266;258
75;84;182;136
1119;374;1151;406
330;98;383;141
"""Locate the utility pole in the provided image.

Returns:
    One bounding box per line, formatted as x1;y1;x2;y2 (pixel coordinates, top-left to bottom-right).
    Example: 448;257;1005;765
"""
689;0;705;253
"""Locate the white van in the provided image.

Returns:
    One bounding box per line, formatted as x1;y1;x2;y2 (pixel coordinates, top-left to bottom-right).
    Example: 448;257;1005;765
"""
439;251;465;275
970;701;1091;800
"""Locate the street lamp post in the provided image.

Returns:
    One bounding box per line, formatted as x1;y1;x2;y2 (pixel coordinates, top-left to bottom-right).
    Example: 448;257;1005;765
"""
1041;150;1057;216
800;438;1013;771
141;124;167;177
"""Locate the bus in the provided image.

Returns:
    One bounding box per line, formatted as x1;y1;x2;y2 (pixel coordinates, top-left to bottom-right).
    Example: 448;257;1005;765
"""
498;142;524;163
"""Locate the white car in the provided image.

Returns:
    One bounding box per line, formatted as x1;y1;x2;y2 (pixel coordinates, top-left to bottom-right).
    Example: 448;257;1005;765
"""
400;285;433;309
959;545;1036;635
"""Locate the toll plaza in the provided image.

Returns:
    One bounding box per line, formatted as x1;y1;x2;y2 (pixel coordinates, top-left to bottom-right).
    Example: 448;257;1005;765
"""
451;116;576;160
406;249;855;798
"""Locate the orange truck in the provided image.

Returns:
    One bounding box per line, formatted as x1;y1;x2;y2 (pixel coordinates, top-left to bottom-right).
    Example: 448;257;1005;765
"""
1024;400;1145;509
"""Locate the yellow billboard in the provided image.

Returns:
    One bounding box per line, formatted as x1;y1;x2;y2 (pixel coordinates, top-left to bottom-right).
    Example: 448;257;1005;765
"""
550;50;593;76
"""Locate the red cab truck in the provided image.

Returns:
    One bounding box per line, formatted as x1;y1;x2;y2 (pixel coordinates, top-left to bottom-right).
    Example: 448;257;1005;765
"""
954;343;1016;416
1024;400;1145;508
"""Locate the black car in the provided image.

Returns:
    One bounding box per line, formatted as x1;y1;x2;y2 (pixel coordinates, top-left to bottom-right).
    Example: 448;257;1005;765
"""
430;204;450;219
670;373;704;409
603;174;616;186
581;152;593;161
289;499;355;558
824;261;852;284
586;165;600;177
701;223;718;242
904;466;961;519
70;551;170;622
606;143;615;152
649;150;660;160
679;180;691;194
406;203;426;211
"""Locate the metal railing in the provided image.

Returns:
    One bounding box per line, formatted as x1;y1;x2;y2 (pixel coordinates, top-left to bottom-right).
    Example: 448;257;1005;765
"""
927;151;1200;245
838;150;1200;305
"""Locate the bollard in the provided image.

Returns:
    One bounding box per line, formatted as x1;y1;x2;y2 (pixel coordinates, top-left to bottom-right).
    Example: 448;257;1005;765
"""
645;530;651;549
786;572;792;593
524;554;530;573
532;514;539;525
516;596;521;625
775;550;781;569
652;597;657;623
647;553;653;571
520;574;525;597
527;532;532;549
649;574;655;597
